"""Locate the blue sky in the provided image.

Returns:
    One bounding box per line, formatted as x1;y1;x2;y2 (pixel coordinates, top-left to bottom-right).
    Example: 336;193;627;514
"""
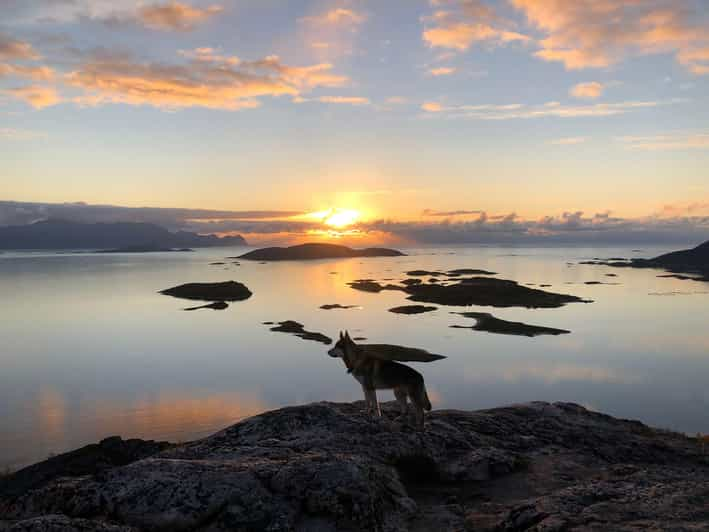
1;1;708;243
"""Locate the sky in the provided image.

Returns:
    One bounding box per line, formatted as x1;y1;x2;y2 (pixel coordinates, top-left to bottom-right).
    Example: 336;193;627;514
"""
1;0;709;244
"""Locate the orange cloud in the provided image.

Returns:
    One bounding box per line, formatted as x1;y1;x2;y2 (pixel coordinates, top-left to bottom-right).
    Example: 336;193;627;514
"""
428;66;457;76
0;63;54;81
421;102;444;112
423;1;530;51
300;8;366;27
617;132;709;151
66;52;347;111
5;85;61;109
570;81;604;100
137;1;222;31
511;0;709;74
549;136;587;145
0;34;40;61
317;96;370;105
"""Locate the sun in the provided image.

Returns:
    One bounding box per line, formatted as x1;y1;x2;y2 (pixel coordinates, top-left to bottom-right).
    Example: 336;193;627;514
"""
306;208;361;229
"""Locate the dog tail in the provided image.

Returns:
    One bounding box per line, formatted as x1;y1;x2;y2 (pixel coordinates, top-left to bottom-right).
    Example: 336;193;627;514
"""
420;384;432;412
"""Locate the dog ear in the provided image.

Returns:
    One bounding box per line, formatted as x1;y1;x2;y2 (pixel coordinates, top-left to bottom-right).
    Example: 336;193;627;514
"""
344;330;351;340
339;331;344;340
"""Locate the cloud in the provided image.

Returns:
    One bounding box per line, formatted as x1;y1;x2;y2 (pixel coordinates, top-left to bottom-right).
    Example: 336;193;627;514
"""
421;101;444;112
570;81;604;100
0;63;54;81
360;210;709;245
4;85;61;108
422;209;483;216
0;128;46;140
65;50;347;111
317;96;370;105
0;33;40;61
428;66;457;76
423;0;530;52
132;2;222;31
0;201;302;229
422;99;680;120
549;136;587;145
385;96;407;104
617;132;709;151
299;8;366;27
511;0;709;74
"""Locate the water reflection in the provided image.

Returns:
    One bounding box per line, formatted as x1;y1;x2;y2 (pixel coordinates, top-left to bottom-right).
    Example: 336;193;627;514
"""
1;245;708;469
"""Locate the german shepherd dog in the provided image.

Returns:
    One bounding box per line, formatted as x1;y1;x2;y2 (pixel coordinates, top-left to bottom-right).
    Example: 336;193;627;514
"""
328;331;432;429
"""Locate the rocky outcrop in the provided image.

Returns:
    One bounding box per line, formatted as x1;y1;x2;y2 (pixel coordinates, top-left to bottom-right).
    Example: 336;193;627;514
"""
388;305;437;315
1;402;707;531
450;312;570;337
238;243;405;261
159;281;252;302
267;320;332;344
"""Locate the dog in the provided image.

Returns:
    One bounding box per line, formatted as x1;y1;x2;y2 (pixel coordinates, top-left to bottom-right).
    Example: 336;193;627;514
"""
328;331;432;429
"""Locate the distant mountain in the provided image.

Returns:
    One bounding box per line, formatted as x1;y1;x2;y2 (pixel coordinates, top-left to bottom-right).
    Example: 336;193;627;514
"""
239;242;404;261
0;219;247;250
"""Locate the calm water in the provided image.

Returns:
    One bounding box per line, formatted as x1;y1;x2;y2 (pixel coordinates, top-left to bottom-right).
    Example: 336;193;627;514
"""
1;245;708;470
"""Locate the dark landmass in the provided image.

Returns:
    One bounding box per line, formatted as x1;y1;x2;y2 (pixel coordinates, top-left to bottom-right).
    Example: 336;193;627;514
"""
405;277;589;308
355;344;445;363
401;278;423;286
605;273;618;277
209;262;226;266
2;402;707;531
348;277;588;308
579;239;709;281
451;312;570;337
406;268;496;277
348;280;406;293
268;320;332;344
320;304;358;310
183;301;229;311
583;281;620;285
0;219;246;250
159;281;252;302
353;336;367;341
97;245;194;253
389;305;438;315
238;243;405;261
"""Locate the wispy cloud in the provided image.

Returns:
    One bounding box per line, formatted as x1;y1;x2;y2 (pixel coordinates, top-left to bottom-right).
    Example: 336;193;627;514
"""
570;81;604;100
549;137;587;145
423;0;530;52
101;2;223;32
428;66;457;76
4;85;61;109
421;99;682;120
317;95;370;105
65;50;347;111
0;128;46;140
0;33;40;61
617;132;709;151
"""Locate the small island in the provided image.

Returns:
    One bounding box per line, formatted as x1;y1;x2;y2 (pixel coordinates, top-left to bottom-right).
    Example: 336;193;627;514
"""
450;311;570;337
159;281;252;302
238;242;405;261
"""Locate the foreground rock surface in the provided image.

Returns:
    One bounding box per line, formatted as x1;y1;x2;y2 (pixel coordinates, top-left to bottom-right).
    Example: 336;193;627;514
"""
239;243;405;261
1;402;707;532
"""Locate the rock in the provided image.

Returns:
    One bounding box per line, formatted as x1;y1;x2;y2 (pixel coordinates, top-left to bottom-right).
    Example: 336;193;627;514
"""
404;277;589;308
450;312;570;337
2;402;707;531
159;281;252;302
348;280;406;293
319;304;358;310
238;243;405;261
183;301;229;311
268;321;332;345
388;305;437;315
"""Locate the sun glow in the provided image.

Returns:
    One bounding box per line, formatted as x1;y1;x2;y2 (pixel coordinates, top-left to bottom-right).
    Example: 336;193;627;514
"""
306;208;361;228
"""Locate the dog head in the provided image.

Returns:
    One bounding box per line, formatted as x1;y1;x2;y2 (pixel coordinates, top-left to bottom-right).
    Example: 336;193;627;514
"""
328;330;354;358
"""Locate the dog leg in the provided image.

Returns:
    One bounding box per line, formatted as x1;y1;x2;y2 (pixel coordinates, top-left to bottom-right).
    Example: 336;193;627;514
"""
372;389;382;417
394;388;408;417
361;384;373;414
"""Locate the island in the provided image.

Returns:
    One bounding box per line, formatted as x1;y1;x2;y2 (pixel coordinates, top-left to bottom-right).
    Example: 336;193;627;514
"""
159;281;252;302
580;239;709;281
450;312;570;336
238;242;405;261
389;305;438;314
1;402;705;531
267;320;332;344
349;276;589;308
